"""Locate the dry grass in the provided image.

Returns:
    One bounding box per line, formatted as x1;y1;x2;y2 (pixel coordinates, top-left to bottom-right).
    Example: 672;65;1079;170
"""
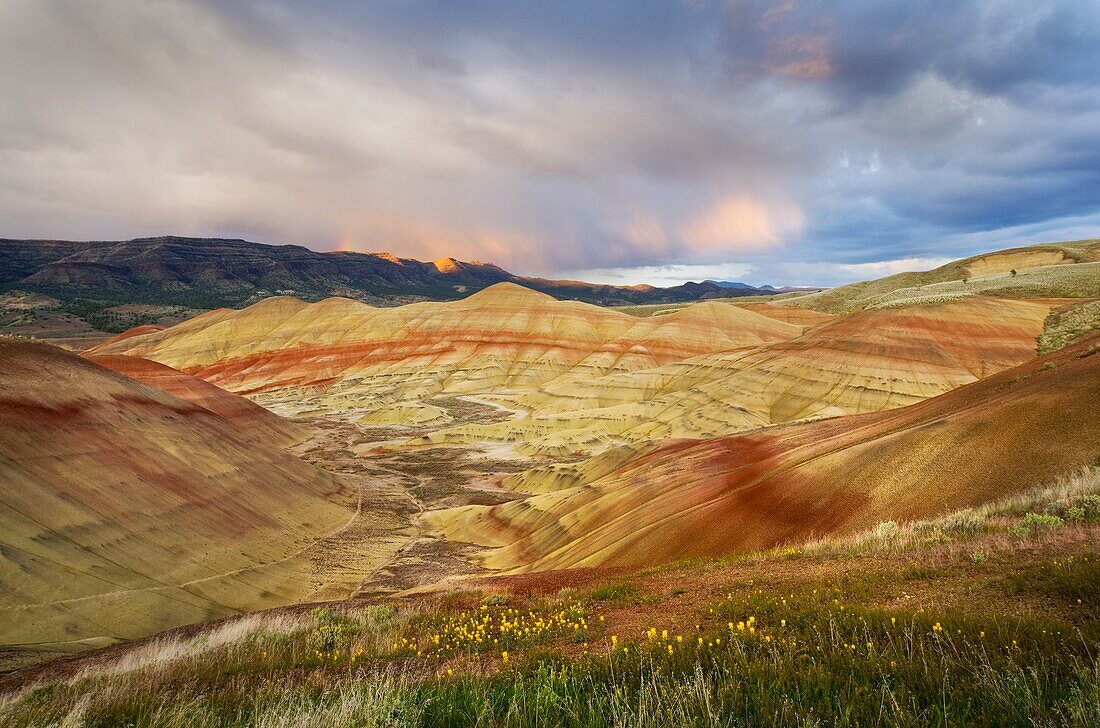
4;470;1099;726
1039;299;1100;355
781;239;1100;314
796;466;1100;556
70;613;307;684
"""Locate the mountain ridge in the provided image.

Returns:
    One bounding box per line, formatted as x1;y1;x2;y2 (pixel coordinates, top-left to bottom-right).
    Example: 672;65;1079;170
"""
0;236;778;311
705;280;822;294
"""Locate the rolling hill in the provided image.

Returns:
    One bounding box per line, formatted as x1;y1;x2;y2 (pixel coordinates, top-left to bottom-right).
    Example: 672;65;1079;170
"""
427;333;1100;570
0;340;353;647
418;295;1058;453
1;238;1098;677
784;239;1100;314
88;283;805;422
90;283;1063;454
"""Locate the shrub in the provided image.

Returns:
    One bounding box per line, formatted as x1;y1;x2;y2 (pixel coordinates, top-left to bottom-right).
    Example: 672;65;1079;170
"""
363;605;397;627
970;550;988;564
920;526;951;545
585;582;636;602
308;607;361;653
1010;512;1065;537
937;512;986;537
1023;512;1064;530
870;521;899;541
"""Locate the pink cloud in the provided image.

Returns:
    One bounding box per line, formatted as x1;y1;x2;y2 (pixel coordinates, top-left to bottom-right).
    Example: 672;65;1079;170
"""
681;196;803;252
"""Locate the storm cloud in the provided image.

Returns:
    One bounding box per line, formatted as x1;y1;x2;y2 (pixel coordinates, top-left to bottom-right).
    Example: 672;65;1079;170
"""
1;0;1097;285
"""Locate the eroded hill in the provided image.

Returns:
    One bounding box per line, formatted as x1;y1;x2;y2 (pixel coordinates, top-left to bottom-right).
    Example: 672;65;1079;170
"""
4;240;1098;671
428;334;1100;570
92;285;1064;455
0;341;357;648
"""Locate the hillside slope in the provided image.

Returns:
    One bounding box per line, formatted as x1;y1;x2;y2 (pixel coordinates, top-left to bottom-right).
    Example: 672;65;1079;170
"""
427;334;1100;570
85;353;303;444
423;296;1056;452
89;283;804;415
786;239;1100;314
0;340;352;646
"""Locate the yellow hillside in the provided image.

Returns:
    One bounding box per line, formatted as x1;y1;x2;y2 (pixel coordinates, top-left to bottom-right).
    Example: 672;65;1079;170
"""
0;341;353;646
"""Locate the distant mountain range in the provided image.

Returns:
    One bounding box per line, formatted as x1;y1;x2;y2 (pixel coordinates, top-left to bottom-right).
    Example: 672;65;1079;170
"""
705;280;823;294
0;236;808;310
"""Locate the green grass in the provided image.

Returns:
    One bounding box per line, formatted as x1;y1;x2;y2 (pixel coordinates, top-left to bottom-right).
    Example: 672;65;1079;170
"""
1002;554;1100;609
794;466;1100;557
4;471;1100;727
583;581;637;602
5;592;1097;727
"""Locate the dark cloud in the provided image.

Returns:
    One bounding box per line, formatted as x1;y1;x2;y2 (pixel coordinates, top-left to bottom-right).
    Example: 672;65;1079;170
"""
0;0;1097;283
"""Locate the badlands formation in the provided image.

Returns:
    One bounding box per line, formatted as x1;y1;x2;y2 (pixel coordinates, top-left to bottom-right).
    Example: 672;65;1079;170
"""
4;240;1099;653
431;333;1100;571
0;340;355;647
91;282;1057;454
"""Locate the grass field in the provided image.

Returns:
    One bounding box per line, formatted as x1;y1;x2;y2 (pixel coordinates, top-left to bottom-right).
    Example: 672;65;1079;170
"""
3;468;1098;727
1040;299;1100;355
781;240;1100;315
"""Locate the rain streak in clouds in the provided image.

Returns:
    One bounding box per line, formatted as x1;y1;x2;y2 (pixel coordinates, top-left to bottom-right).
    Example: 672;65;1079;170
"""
1;0;1098;285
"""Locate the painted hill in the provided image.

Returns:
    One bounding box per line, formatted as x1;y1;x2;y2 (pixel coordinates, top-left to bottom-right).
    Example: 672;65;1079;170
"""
84;353;302;444
785;239;1100;314
427;333;1100;570
91;284;1060;453
421;295;1057;452
88;283;805;416
0;340;352;647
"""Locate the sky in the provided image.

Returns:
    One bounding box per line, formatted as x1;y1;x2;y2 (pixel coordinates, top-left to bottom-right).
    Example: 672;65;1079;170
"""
1;1;1098;287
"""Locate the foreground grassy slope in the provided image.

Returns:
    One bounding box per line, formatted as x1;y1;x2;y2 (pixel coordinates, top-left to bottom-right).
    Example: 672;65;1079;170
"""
785;239;1100;314
0;341;353;649
2;469;1097;727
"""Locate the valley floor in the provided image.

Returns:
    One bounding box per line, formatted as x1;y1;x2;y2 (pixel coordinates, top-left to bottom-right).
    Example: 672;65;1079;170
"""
281;395;554;599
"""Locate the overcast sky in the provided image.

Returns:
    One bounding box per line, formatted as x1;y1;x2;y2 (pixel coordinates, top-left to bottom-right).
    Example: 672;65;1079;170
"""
2;1;1098;286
